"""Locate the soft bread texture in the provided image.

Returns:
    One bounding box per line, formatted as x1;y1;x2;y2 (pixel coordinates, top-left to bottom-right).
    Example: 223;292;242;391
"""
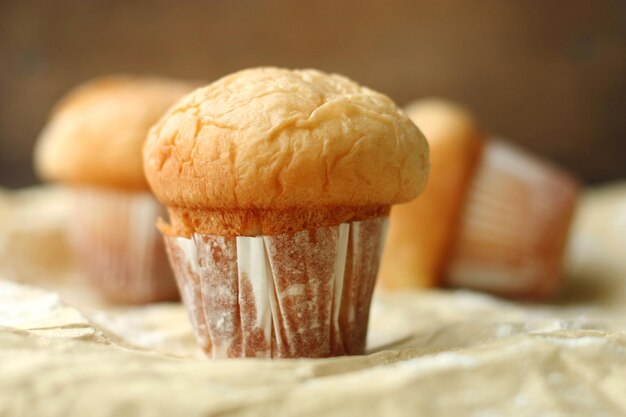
379;99;485;288
144;67;429;236
35;76;199;190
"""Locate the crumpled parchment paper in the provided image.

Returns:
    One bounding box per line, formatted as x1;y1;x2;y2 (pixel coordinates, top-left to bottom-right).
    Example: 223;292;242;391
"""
0;185;625;417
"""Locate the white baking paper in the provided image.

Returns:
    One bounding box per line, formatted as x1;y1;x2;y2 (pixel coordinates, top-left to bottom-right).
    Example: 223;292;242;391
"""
164;218;387;358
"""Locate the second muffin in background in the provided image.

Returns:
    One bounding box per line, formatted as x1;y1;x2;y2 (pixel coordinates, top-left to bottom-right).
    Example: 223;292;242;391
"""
35;75;199;304
144;67;429;358
379;100;485;289
380;99;579;299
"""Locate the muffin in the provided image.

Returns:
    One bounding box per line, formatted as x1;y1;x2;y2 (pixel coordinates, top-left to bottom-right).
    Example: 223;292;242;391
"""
144;67;429;358
447;140;579;298
380;100;484;288
35;75;198;303
380;98;579;299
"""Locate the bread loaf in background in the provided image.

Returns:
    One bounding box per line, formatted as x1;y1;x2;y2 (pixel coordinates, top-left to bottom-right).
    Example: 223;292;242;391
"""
380;98;579;299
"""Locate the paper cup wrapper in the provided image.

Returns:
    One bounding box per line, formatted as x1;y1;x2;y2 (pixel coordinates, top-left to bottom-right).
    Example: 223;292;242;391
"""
163;217;388;358
445;140;579;298
67;188;179;304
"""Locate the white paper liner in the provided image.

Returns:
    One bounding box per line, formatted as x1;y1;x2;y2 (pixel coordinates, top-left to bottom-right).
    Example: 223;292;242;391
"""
445;140;579;298
164;217;388;358
67;188;178;304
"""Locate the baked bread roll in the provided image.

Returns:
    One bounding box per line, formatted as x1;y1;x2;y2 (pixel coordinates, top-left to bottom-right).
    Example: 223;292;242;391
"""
380;100;484;288
380;98;579;299
34;75;198;304
144;67;429;357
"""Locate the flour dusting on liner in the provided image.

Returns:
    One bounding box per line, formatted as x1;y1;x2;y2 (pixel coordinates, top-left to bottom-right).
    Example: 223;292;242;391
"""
68;188;178;304
164;218;387;358
445;140;579;298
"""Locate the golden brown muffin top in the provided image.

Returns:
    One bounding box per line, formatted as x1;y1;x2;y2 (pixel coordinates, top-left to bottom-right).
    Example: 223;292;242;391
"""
144;67;429;211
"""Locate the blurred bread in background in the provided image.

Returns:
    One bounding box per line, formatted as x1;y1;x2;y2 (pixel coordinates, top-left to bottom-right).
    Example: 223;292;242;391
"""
33;75;199;304
446;140;579;299
34;75;199;191
380;100;484;288
380;99;579;299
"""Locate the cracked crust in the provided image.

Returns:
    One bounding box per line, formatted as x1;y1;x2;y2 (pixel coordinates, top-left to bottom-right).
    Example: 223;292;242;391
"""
143;67;429;235
35;75;199;190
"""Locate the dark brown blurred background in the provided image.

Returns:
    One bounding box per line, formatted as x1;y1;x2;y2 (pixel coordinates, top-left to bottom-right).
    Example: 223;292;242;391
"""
1;0;625;188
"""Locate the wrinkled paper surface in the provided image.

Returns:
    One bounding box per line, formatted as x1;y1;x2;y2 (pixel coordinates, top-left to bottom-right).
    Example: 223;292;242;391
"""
1;185;625;417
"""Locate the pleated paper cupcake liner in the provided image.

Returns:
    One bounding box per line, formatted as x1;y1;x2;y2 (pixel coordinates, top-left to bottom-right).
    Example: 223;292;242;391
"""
164;217;388;358
445;140;579;298
67;188;179;304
